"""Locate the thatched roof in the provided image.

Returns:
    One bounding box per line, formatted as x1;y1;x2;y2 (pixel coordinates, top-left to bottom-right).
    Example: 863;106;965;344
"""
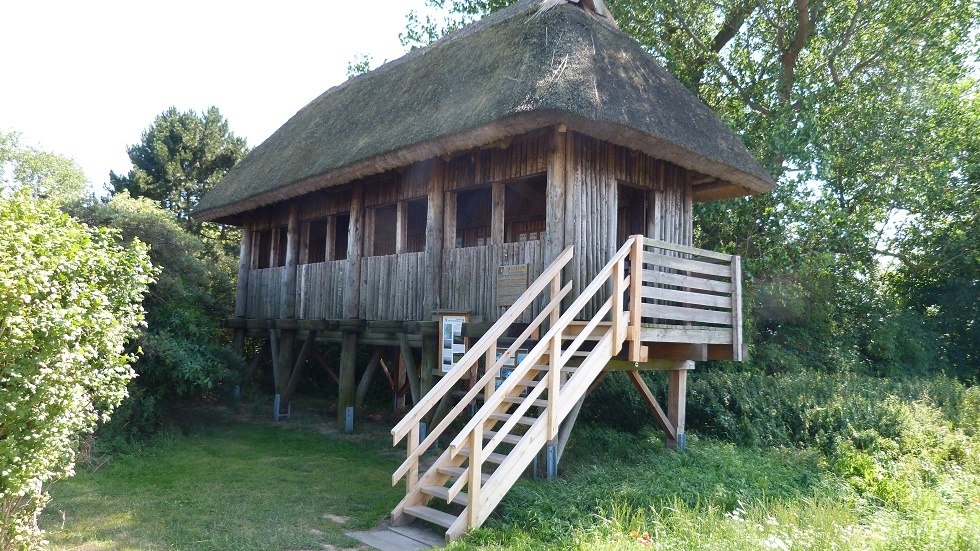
195;0;775;224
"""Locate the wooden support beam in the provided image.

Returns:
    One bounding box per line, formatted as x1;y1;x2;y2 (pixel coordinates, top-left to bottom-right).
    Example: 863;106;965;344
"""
344;185;364;318
337;330;358;428
424;158;445;316
667;367;688;449
282;331;316;404
420;332;436;396
399;333;421;406
282;204;300;319
310;347;340;385
731;255;744;361
395;200;408;255
625;370;675;441
545;126;567;265
268;328;281;391
235;222;253;318
646;343;708;361
354;349;383;410
243;340;268;383
276;331;296;396
490;181;505;245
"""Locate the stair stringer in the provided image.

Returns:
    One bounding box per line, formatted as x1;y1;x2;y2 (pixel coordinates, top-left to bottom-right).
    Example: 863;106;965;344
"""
445;327;618;539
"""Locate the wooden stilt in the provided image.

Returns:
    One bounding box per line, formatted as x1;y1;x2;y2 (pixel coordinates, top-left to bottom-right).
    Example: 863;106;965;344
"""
276;330;296;396
338;330;358;429
310;347;340;385
282;331;316;404
626;370;675;442
395;347;408;410
355;349;383;410
420;333;436;396
666;366;688;450
399;333;421;406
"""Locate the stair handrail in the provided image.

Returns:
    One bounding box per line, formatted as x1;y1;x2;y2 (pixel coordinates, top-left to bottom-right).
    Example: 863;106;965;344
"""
391;244;575;444
447;236;637;457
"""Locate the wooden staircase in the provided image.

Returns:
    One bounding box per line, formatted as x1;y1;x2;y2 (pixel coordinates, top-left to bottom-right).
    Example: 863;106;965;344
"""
389;236;744;543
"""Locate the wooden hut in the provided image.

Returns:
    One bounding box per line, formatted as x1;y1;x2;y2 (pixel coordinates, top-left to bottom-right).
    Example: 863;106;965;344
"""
196;0;774;540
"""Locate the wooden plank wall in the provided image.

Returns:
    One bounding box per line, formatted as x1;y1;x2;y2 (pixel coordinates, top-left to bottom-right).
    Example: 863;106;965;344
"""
360;252;426;320
441;241;544;322
296;260;346;319
235;129;691;323
245;266;286;318
566;133;693;318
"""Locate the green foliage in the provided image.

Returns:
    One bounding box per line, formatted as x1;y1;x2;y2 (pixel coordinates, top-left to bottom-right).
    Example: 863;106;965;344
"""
0;193;153;549
70;193;238;441
108;107;248;229
0;130;87;205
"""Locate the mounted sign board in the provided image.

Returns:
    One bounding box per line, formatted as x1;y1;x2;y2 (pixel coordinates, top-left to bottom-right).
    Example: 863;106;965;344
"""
496;264;529;307
438;311;471;373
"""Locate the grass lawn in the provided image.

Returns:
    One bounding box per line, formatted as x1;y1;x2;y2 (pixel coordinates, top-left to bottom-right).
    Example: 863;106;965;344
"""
40;414;403;550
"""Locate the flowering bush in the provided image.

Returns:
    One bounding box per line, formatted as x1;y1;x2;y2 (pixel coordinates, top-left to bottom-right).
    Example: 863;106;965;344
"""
0;193;153;549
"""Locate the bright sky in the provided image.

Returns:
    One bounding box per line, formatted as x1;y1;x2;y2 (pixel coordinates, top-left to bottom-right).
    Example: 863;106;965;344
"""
0;0;431;193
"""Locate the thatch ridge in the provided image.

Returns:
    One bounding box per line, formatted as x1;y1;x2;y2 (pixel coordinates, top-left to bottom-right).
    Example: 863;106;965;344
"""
196;0;774;223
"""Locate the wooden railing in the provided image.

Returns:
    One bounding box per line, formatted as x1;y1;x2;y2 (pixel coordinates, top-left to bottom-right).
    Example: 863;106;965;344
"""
389;235;744;541
390;245;576;486
637;238;743;360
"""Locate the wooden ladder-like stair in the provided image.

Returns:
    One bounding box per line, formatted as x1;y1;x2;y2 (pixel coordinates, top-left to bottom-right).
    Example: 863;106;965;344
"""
389;238;643;543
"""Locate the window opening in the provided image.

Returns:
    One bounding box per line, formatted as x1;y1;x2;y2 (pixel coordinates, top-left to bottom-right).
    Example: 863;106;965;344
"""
275;225;288;267
333;213;350;260
504;176;547;243
255;228;273;269
370;204;397;256
455;187;491;247
617;184;646;244
305;218;328;264
405;198;427;253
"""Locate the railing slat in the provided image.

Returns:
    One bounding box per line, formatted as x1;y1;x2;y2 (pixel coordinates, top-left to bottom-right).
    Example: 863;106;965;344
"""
641;287;732;309
643;238;734;261
642;270;732;294
643;252;730;278
640;303;733;325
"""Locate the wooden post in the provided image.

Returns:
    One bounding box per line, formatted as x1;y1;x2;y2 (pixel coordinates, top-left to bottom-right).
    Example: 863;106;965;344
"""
560;130;579;297
420;331;436;396
354;349;382;410
628;236;643;361
344;186;364;318
233;223;253;355
667;366;688;450
282;204;300;319
731;255;744;361
611;258;625;354
490;181;505;244
444;189;457;252
395;200;408;254
424;158;446;316
338;330;358;429
467;422;482;526
399;333;421;406
545;126;567;265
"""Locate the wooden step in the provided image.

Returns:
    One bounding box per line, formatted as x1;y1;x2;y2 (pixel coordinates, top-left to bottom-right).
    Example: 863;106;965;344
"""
437;466;491;483
488;413;536;425
422;484;468;506
502;397;546;407
404;505;457;529
459;448;508;464
485;430;522;445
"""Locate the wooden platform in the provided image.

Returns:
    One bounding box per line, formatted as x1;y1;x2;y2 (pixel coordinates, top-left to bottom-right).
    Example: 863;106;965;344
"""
347;525;443;550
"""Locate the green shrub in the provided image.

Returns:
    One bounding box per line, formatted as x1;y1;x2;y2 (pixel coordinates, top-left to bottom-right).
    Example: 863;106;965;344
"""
0;193;153;549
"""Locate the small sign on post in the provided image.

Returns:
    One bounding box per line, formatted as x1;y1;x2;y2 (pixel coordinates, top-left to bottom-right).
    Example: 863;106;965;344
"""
437;311;471;374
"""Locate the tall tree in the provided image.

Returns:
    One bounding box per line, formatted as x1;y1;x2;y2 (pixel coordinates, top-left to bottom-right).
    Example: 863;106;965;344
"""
402;0;979;373
109;107;248;227
0;130;87;205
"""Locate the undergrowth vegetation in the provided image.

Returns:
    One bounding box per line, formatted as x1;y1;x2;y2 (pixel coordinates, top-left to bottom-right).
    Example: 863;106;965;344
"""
450;371;980;550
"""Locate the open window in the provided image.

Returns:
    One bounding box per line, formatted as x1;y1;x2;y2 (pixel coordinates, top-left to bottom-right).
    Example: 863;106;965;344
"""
455;187;491;247
334;213;350;260
275;226;288;267
254;228;273;269
302;213;351;263
405;198;427;253
617;184;647;244
505;176;546;243
369;204;397;256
